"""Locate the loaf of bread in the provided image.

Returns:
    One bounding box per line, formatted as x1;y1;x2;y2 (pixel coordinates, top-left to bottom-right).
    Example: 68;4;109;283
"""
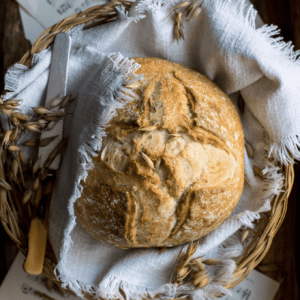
74;57;244;249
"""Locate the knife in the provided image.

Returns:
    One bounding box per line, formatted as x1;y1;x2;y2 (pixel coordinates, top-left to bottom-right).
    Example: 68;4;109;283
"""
23;33;71;275
39;32;71;169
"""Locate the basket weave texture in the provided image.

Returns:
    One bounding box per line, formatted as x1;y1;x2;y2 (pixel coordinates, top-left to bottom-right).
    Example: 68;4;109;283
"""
0;1;294;299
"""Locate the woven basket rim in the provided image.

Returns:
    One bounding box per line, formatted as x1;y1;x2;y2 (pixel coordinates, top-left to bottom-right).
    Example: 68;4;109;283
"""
0;1;294;299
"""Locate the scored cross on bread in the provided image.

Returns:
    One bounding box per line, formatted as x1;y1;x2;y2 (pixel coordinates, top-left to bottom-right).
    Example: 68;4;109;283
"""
74;57;244;249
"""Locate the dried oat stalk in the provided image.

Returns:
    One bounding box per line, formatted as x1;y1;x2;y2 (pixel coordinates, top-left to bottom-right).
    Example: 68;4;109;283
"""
0;178;12;190
33;107;52;115
172;241;199;284
19;150;27;164
149;98;156;111
0;95;72;236
187;6;201;21
22;190;33;204
39;136;59;147
163;1;190;22
245;142;254;158
174;26;184;41
33;158;41;175
101;142;110;161
238;95;245;114
43;137;69;169
141;152;155;169
171;241;228;290
22;138;39;147
60;94;77;108
253;166;264;180
50;96;64;108
165;1;203;41
155;157;161;170
241;229;249;242
202;258;221;266
126;81;141;89
139;125;157;132
181;133;196;142
167;136;180;143
244;176;251;187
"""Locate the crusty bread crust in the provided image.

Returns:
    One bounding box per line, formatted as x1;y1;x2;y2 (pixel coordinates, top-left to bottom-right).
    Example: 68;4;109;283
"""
74;57;244;249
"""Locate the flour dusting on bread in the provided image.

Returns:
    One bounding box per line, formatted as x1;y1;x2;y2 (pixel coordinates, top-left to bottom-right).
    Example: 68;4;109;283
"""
74;57;244;249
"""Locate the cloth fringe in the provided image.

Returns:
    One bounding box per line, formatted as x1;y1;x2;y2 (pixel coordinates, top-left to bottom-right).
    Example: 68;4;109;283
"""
134;0;167;14
133;0;256;27
55;52;141;298
68;24;85;36
4;64;29;92
101;279;233;300
116;5;146;22
257;24;300;65
95;242;240;300
253;7;300;166
216;234;244;260
269;134;300;165
256;131;285;207
134;0;196;15
97;274;156;300
30;47;52;68
97;275;232;300
208;0;257;29
148;283;231;300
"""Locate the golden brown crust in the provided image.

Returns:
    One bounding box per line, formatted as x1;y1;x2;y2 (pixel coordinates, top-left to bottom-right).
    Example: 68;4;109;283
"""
74;57;244;248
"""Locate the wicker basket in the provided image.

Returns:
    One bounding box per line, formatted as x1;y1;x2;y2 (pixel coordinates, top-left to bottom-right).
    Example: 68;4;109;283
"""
0;1;294;299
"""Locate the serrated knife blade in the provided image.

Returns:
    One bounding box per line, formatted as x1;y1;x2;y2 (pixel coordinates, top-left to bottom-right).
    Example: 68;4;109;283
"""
39;32;71;170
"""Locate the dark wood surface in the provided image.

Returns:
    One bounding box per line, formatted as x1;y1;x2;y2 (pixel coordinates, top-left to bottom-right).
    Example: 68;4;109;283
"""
251;1;300;299
0;1;299;299
0;0;31;285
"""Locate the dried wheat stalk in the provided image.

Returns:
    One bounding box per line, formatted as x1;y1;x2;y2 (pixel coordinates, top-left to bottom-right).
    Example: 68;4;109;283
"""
0;94;73;232
171;240;227;290
162;1;203;41
141;152;155;169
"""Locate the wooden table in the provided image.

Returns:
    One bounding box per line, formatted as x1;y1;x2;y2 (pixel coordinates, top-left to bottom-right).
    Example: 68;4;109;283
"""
0;1;299;299
251;1;300;299
0;0;31;285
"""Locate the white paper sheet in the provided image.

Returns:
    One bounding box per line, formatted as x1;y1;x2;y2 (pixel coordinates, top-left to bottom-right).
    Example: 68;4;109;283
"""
220;269;280;300
17;0;109;29
0;252;81;300
19;7;46;44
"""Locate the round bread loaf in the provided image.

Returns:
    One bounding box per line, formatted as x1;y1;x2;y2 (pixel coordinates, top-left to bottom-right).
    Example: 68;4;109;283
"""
74;57;244;249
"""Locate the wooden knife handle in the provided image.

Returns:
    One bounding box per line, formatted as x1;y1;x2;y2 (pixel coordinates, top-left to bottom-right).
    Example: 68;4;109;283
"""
23;184;48;275
23;217;48;275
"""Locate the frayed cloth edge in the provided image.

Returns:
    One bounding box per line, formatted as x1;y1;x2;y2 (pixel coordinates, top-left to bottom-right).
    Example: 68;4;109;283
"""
97;275;233;300
4;64;29;92
257;24;300;65
269;134;300;165
54;52;142;298
116;5;146;23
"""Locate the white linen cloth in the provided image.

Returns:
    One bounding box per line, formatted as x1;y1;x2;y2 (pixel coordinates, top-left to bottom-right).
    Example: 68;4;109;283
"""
2;0;299;299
